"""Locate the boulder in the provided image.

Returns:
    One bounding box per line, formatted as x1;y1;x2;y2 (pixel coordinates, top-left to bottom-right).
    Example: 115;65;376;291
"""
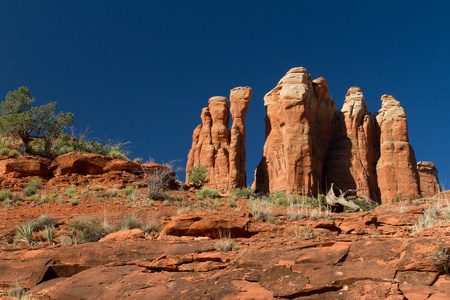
253;67;336;194
50;152;113;176
0;155;50;177
324;87;380;201
103;159;141;173
99;229;145;242
417;161;441;197
375;95;421;202
186;87;252;190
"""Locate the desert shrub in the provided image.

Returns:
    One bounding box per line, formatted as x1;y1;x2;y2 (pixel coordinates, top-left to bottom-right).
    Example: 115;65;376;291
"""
41;192;57;203
60;235;73;245
9;149;19;156
251;201;274;222
411;202;442;234
16;222;36;245
294;226;323;239
215;238;239;252
0;147;10;155
69;217;110;242
65;186;77;198
196;188;220;200
141;217;162;235
0;189;13;201
42;225;56;245
93;185;103;192
146;165;174;201
109;149;128;160
431;248;450;275
8;284;29;299
133;157;143;163
121;213;142;230
33;215;55;231
187;164;209;188
105;188;119;197
28;194;41;204
177;206;191;214
227;198;238;208
23;177;41;196
286;208;308;221
272;191;289;208
231;187;255;199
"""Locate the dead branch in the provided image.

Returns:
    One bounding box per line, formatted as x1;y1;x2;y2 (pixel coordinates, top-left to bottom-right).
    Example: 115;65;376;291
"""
326;183;361;212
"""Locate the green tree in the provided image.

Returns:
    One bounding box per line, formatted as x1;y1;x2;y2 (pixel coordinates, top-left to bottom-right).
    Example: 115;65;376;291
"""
187;164;209;188
0;86;74;153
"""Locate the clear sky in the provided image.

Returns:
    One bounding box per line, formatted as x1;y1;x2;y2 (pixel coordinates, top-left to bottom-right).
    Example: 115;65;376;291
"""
1;1;449;188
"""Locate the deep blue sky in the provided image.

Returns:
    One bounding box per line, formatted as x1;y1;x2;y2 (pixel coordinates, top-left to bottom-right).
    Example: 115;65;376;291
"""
1;1;449;188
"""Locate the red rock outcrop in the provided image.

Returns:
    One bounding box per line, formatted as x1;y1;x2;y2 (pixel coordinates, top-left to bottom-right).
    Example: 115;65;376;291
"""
417;161;441;197
324;87;380;201
0;155;51;178
253;67;336;194
375;94;421;202
50;152;113;176
186;87;251;190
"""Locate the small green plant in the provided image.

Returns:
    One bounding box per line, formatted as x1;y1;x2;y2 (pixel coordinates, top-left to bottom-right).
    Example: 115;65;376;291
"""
28;194;41;204
69;217;110;242
105;188;119;197
294;226;323;239
42;192;57;203
70;198;79;206
162;200;170;206
196;188;220;200
42;225;56;245
187;164;209;188
9;149;19;156
23;177;41;196
286;208;307;221
431;248;450;275
251;201;274;222
109;149;128;160
231;187;255;199
133;157;143;163
93;185;103;192
227;198;238;208
0;147;10;155
272;191;289;208
176;195;184;201
0;189;13;201
65;186;77;198
16;222;36;245
141;217;162;235
121;213;142;230
33;215;55;231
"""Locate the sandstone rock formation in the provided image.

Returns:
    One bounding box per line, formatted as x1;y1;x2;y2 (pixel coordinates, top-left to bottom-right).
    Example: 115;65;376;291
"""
253;67;336;195
186;87;251;190
324;87;380;200
375;95;421;202
417;161;441;197
0;155;51;178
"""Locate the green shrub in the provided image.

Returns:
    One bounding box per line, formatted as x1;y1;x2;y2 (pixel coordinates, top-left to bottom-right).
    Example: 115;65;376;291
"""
23;177;41;196
272;191;289;208
197;188;220;200
133;157;143;163
33;215;55;231
187;164;209;187
148;189;172;201
60;235;73;245
227;198;238;207
42;193;57;203
251;201;274;222
9;149;19;156
105;188;119;197
42;225;56;245
431;248;450;275
65;186;77;198
141;217;162;235
0;147;10;155
121;213;142;230
16;222;36;245
0;189;13;201
231;187;255;199
93;185;103;192
70;217;110;242
108;149;128;160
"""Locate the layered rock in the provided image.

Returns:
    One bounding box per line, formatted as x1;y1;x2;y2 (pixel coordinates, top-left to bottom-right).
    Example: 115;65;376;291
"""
375;95;421;202
186;87;251;190
417;161;441;197
253;67;336;194
324;87;380;201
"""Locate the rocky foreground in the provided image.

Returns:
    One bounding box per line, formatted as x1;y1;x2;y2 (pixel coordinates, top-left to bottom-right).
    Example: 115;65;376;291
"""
1;189;450;299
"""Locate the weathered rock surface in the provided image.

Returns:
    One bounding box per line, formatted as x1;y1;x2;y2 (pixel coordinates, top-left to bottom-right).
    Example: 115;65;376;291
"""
324;87;380;201
0;155;51;178
376;95;421;202
417;161;441;197
253;67;336;194
50;152;113;176
186;87;251;190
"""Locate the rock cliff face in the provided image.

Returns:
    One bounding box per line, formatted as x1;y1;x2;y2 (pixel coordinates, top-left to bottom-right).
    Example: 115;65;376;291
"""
375;95;421;202
324;87;380;200
186;87;251;190
252;67;336;195
417;161;441;197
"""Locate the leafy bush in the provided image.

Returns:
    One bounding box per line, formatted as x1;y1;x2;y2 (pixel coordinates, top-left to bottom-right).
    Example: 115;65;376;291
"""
23;177;41;196
69;217;110;242
65;186;77;198
121;213;142;230
42;193;57;203
0;189;13;201
0;147;10;155
133;157;143;163
9;149;19;156
109;149;128;160
231;187;255;199
187;164;209;187
431;248;450;274
196;188;220;200
227;198;238;207
33;215;55;231
16;222;36;245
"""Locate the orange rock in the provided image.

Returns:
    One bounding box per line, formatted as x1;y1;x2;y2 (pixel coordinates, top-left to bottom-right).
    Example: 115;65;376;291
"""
324;87;380;201
103;159;141;173
0;155;50;177
99;229;145;242
253;67;336;194
50;152;113;175
375;95;421;202
417;161;441;197
186;87;252;190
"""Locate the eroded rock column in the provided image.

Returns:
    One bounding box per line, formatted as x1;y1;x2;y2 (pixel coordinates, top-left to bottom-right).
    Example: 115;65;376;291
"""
417;161;441;197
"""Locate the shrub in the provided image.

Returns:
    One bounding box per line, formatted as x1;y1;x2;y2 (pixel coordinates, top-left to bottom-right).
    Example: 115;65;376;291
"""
69;217;110;242
42;225;56;245
23;177;41;196
105;188;119;197
227;198;238;208
411;202;442;234
93;185;103;192
9;149;19;156
60;235;73;245
215;238;239;252
65;186;77;198
286;208;307;221
431;248;450;275
0;147;10;155
0;189;13;201
8;284;29;299
133;157;143;163
187;164;209;187
272;191;289;208
42;192;57;203
108;149;128;160
141;217;162;235
145;166;174;201
196;188;220;200
231;187;255;199
16;222;36;245
33;215;55;231
121;213;142;230
251;201;274;222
